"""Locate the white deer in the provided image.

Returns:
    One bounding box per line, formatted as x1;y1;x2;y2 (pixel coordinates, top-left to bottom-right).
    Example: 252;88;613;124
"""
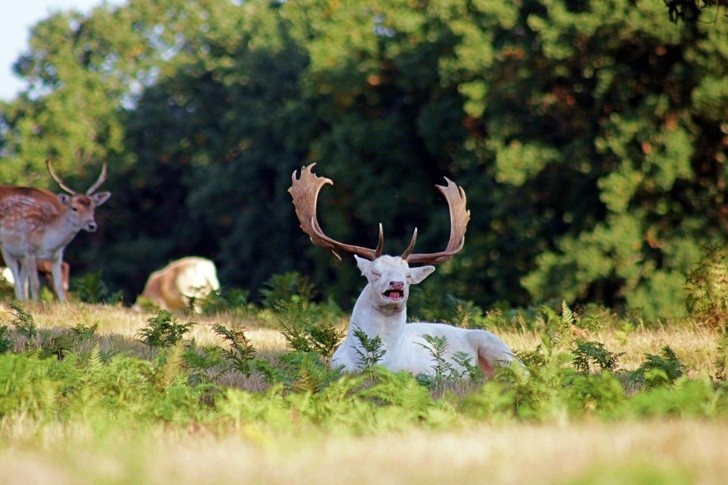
0;160;110;301
289;164;515;377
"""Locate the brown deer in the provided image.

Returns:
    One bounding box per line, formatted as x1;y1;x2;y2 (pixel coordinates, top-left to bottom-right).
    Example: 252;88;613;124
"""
289;164;516;377
0;160;110;301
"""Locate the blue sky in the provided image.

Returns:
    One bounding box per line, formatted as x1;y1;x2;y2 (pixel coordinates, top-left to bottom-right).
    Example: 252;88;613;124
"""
0;0;122;101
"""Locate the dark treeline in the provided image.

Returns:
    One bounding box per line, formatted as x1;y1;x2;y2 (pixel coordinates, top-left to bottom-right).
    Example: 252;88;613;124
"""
0;0;726;319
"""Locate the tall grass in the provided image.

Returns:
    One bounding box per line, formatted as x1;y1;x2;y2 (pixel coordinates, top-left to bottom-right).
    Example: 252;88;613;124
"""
0;286;727;483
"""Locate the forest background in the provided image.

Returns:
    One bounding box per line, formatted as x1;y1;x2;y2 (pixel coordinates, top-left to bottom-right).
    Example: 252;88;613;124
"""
0;0;725;321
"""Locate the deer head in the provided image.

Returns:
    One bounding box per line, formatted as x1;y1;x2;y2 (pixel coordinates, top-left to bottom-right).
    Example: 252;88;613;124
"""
289;164;470;310
46;160;111;232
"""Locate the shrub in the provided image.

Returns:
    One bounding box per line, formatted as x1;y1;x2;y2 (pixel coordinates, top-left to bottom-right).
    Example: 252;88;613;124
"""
137;310;195;347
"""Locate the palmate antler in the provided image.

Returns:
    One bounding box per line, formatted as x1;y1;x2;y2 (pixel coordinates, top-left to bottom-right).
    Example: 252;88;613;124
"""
288;164;470;265
46;159;108;195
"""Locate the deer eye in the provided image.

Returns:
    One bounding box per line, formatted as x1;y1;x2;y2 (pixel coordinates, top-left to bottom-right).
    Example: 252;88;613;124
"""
71;207;79;212
371;271;381;279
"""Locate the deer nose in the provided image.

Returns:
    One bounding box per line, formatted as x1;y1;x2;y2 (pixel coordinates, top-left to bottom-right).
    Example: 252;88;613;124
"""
389;281;404;290
86;221;97;232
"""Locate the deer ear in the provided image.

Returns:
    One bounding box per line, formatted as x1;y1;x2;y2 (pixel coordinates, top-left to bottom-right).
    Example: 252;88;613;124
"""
57;194;71;205
91;191;111;206
410;265;435;285
354;255;372;277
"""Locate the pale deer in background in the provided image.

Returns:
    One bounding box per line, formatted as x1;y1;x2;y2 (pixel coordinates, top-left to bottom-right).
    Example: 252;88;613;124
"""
289;164;515;378
0;160;110;301
138;256;220;313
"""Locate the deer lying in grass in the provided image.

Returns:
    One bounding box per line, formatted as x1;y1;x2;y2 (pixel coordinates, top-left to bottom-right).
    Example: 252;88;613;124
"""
138;256;220;313
289;164;515;377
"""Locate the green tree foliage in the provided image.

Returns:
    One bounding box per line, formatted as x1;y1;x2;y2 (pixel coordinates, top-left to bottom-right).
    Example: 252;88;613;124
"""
0;0;726;318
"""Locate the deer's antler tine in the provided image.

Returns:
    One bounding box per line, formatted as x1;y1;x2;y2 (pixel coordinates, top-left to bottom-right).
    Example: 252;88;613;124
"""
289;164;383;261
46;159;77;195
405;177;470;265
86;161;108;195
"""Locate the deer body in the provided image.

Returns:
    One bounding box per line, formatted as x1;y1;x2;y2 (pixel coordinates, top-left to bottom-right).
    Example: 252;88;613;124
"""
289;164;515;378
139;256;220;313
0;162;109;301
332;255;513;376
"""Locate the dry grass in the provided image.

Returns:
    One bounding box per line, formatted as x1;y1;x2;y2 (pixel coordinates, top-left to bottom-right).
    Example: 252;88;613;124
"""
1;419;727;484
1;301;721;377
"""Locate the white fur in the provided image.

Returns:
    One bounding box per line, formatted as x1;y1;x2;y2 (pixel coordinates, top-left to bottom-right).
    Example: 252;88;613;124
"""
332;255;515;377
139;257;220;313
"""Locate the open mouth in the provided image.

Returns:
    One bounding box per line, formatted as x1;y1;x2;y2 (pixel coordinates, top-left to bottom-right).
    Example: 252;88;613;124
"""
383;289;404;300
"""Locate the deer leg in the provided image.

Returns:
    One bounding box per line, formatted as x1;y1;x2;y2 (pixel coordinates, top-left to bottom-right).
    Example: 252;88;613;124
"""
50;257;67;302
1;248;25;300
25;254;41;301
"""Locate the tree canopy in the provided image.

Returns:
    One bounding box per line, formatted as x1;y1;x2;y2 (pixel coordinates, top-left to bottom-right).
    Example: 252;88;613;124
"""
1;0;726;319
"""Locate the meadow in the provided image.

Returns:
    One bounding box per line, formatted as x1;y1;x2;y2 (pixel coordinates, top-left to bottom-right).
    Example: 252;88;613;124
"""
0;278;727;484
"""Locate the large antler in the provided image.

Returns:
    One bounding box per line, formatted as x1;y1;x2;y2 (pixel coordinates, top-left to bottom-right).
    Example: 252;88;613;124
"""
403;177;471;265
289;164;384;261
46;159;107;195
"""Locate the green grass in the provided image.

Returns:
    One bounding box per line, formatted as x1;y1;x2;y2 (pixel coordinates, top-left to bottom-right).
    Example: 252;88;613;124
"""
0;296;726;483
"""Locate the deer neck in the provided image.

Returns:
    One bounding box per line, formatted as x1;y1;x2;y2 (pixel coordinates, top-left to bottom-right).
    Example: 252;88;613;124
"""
40;211;82;251
349;284;407;346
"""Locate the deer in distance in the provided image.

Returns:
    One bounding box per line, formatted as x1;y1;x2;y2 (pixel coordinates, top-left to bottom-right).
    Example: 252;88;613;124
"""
0;160;110;302
289;164;516;378
137;256;220;314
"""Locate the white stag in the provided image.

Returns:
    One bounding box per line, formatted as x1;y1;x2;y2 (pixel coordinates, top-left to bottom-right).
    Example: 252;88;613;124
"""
0;161;110;301
289;164;515;377
139;256;220;313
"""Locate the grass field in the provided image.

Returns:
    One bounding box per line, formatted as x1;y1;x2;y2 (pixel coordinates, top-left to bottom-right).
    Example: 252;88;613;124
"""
0;300;726;484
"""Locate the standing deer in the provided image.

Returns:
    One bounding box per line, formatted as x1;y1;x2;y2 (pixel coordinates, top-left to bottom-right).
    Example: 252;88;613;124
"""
0;160;110;301
289;164;515;377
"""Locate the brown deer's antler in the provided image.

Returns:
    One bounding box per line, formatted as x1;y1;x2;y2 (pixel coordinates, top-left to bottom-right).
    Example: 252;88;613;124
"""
46;159;77;195
46;159;108;196
288;164;470;265
85;162;107;195
288;164;384;261
403;177;470;265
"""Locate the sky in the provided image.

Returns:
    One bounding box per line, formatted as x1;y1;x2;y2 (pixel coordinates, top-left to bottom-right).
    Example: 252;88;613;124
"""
0;0;121;101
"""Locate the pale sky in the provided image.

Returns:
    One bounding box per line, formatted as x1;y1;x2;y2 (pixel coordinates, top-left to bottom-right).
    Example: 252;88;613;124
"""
0;0;123;101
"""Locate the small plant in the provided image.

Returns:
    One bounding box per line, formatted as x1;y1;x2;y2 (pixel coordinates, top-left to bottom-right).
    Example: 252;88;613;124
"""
8;303;37;344
277;300;343;358
137;310;195;347
452;351;483;381
353;328;386;370
0;326;12;354
685;246;728;326
572;340;623;375
715;327;728;381
42;334;75;360
198;288;251;314
632;346;684;388
214;324;257;376
71;323;98;341
72;271;123;304
415;334;481;388
417;334;454;385
260;271;316;309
